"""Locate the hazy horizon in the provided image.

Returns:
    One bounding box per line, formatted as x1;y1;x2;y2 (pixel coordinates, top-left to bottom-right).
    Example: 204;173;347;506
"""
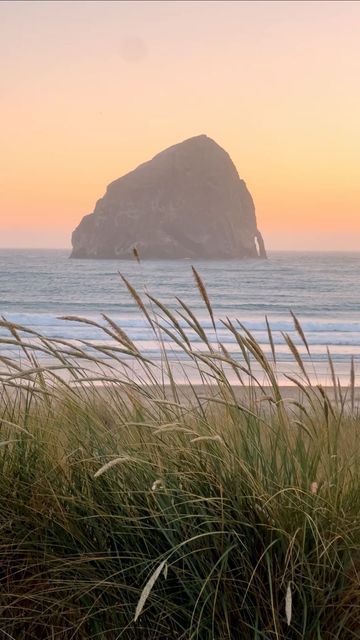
1;0;360;251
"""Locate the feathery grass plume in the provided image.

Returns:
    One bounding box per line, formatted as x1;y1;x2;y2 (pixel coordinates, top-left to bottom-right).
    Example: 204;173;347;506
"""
132;245;141;263
60;314;138;353
292;419;314;440
285;582;292;625
222;329;254;404
0;317;41;337
94;455;138;478
101;314;139;353
0;418;34;437
119;273;154;329
327;347;339;406
222;317;251;368
4;364;79;384
310;482;318;494
291;310;310;355
238;323;282;403
191;266;216;331
134;559;167;621
265;315;276;363
0;439;20;448
153;424;195;435
282;332;312;384
176;297;212;350
151;479;165;491
162;562;168;579
1;317;32;363
190;434;224;444
147;294;191;349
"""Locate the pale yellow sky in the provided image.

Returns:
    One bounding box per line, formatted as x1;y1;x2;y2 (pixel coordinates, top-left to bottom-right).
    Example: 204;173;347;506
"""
1;0;359;249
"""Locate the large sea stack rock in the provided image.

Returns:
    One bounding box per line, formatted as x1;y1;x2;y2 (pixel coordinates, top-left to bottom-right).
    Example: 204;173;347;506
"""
70;135;267;259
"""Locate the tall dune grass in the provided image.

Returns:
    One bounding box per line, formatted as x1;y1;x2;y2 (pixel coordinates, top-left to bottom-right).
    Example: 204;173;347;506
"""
0;273;359;639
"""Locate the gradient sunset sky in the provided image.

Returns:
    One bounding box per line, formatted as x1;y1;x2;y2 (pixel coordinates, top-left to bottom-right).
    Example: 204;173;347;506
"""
1;0;359;250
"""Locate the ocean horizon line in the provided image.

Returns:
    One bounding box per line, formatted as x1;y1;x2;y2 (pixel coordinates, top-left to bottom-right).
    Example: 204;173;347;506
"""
1;247;360;255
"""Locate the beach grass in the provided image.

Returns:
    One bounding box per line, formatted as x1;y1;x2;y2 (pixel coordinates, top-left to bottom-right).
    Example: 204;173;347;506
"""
0;275;359;639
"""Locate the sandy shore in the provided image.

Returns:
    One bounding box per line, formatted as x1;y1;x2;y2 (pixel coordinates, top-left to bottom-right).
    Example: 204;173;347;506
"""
89;382;360;410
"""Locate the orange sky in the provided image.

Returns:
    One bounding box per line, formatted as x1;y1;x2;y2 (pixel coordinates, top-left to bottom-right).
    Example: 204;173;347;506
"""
1;0;360;250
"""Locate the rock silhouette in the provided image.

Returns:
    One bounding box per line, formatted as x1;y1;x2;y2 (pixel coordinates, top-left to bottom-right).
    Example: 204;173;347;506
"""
71;135;266;259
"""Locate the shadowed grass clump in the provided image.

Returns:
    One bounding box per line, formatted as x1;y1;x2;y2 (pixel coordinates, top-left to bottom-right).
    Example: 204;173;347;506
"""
0;274;359;639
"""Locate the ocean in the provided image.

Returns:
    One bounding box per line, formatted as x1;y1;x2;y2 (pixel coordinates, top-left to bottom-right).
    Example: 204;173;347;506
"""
0;249;359;384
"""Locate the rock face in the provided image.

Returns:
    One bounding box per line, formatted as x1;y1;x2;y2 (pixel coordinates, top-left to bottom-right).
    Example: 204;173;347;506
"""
70;135;267;259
